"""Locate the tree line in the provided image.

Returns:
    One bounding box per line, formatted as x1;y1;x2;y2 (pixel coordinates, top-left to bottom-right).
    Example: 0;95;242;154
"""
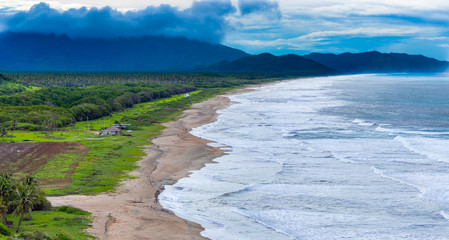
0;73;285;131
0;83;195;130
4;72;281;87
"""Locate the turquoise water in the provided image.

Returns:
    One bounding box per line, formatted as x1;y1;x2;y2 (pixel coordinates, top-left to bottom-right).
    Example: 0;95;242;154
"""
160;74;449;239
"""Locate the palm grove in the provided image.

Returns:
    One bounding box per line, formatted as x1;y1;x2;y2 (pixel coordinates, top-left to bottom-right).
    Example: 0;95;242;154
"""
0;173;49;234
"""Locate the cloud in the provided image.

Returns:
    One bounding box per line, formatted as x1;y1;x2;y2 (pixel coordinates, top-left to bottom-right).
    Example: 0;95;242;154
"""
222;0;449;60
0;1;236;43
1;0;448;60
238;0;280;19
297;27;422;40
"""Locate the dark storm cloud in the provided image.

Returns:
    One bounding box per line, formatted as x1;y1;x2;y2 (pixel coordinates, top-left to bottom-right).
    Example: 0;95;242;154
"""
0;1;236;43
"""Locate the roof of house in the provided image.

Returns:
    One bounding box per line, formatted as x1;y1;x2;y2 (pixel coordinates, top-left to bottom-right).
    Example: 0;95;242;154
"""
104;126;122;132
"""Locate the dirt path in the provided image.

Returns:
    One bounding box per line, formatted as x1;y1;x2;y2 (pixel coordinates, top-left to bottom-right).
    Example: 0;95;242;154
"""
48;92;245;240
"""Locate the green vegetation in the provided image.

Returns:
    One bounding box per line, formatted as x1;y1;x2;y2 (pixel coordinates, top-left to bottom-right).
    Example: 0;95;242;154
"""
0;73;265;196
0;72;283;239
0;174;91;239
0;222;12;237
6;206;92;239
0;74;39;96
50;126;156;195
4;72;283;87
0;73;40;92
46;89;229;195
0;83;195;130
10;176;44;233
2;130;83;143
1;89;228;195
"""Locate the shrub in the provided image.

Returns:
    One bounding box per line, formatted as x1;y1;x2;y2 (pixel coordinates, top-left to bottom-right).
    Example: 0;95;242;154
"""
34;196;52;211
56;206;87;215
0;222;11;236
54;232;74;240
17;231;53;240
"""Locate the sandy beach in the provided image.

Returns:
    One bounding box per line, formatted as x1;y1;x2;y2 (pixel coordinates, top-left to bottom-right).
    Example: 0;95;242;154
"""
48;88;254;240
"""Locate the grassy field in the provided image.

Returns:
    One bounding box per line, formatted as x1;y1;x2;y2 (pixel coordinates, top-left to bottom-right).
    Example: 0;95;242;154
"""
64;90;202;132
6;206;92;239
52;88;228;195
0;71;291;240
0;85;238;239
43;124;163;195
1;88;230;196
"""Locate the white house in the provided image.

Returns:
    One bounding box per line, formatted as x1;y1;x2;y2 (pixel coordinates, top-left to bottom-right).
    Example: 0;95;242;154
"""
101;126;122;135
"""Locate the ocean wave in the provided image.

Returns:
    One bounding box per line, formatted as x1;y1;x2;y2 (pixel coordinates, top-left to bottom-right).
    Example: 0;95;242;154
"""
376;125;449;137
162;74;449;239
394;136;449;163
370;166;424;195
440;211;449;221
352;118;378;126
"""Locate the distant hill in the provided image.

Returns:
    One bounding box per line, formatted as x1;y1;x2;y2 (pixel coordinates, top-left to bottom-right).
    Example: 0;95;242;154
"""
0;32;249;72
0;73;9;81
304;51;449;74
1;33;446;74
203;53;337;75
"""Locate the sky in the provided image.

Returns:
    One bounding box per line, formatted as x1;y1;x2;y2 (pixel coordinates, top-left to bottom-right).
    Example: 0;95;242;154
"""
0;0;448;60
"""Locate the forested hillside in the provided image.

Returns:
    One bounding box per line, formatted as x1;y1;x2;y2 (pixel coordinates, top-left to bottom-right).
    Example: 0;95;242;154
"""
304;51;449;73
205;53;337;75
0;73;279;131
0;32;249;72
0;84;195;130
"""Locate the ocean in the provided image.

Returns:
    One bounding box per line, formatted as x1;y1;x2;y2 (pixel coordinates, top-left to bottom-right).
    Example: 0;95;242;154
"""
159;74;449;240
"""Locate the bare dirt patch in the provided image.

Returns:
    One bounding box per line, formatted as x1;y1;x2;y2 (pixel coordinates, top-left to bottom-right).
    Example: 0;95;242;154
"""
0;142;88;181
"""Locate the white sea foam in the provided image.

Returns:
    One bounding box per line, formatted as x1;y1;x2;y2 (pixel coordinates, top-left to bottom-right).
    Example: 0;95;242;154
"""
440;211;449;220
160;75;449;239
375;125;449;137
394;136;449;163
352;118;377;126
375;125;394;133
370;166;424;195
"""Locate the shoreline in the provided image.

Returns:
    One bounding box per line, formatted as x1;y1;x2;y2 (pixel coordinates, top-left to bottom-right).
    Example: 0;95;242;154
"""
48;87;258;239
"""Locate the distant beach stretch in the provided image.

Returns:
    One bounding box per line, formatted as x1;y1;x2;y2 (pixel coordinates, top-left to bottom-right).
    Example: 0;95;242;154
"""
48;87;253;239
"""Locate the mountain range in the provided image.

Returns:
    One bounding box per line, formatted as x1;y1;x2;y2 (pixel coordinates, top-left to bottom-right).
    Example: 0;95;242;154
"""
0;32;447;74
304;51;449;73
0;32;248;72
204;53;336;75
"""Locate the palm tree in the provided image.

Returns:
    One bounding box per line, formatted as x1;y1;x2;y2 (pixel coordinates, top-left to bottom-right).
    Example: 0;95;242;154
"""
23;175;38;189
0;173;13;225
0;173;13;199
11;176;41;233
0;127;7;141
42;120;57;135
11;120;17;139
0;195;8;225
